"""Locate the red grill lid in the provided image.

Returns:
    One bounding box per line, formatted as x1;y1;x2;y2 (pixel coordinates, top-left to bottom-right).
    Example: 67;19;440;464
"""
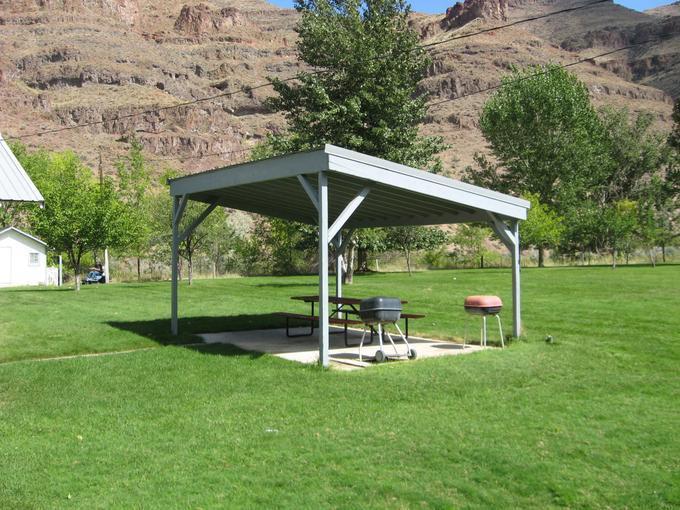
464;295;503;308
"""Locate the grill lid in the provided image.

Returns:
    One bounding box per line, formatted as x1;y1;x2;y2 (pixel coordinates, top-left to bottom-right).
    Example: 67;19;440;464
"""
360;296;402;312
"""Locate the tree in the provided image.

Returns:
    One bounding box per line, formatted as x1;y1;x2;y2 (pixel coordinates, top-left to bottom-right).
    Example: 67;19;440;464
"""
669;98;680;152
20;148;129;290
597;108;668;204
450;224;489;268
599;200;638;269
386;226;448;275
519;193;565;267
466;64;605;264
115;137;153;280
258;0;446;280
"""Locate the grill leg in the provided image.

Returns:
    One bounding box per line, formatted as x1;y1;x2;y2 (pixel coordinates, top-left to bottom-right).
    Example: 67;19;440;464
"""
482;315;487;347
377;323;384;352
496;314;504;348
463;315;468;349
384;327;400;356
393;323;411;356
359;327;368;362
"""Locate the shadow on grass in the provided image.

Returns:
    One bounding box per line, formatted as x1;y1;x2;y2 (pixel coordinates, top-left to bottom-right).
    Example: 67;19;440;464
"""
183;342;265;360
253;282;318;288
2;286;77;293
107;313;284;357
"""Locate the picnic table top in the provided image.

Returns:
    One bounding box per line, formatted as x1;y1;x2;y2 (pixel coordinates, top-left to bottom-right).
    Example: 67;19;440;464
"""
291;295;408;305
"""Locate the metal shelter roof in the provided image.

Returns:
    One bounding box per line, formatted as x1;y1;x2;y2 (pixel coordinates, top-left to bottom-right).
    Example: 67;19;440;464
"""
0;132;44;204
169;145;529;227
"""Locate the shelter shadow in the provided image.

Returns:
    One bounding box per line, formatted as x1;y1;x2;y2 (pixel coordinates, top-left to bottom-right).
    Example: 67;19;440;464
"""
107;313;283;348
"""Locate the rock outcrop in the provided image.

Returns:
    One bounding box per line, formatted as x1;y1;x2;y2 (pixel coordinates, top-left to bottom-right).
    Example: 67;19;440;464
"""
443;0;508;30
174;4;244;36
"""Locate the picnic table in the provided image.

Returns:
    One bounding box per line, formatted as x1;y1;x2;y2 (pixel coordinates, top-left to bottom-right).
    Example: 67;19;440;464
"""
274;295;425;346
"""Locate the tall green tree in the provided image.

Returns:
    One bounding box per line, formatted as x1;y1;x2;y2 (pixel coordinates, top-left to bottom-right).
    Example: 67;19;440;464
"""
258;0;446;279
466;64;605;266
263;0;445;168
19;148;129;290
116;137;153;280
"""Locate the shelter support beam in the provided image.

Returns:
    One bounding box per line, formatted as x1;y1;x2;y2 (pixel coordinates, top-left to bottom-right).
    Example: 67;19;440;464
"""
179;202;218;242
328;186;370;240
297;175;319;212
318;172;330;367
488;212;521;338
171;195;184;336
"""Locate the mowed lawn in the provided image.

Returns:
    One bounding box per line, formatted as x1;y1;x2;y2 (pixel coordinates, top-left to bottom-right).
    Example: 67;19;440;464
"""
0;266;678;508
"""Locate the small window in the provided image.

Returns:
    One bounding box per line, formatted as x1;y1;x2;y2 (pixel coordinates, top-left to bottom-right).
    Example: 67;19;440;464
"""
29;252;39;266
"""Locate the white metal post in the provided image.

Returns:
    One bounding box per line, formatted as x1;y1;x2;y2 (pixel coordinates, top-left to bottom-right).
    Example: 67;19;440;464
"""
58;255;63;287
171;196;180;336
511;220;521;337
318;172;330;367
104;248;110;284
335;232;343;300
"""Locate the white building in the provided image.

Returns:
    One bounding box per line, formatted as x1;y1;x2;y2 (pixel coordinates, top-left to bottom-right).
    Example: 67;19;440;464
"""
0;227;49;287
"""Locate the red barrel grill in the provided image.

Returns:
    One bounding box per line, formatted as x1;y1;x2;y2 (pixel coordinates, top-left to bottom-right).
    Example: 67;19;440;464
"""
463;295;504;348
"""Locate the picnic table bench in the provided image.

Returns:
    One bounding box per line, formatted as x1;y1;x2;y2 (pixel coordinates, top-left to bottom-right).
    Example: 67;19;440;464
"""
275;295;425;347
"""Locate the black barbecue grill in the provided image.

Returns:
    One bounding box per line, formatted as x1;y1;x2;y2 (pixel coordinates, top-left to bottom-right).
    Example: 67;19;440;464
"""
358;297;416;362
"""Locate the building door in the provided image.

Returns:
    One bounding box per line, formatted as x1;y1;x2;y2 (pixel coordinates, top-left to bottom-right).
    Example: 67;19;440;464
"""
0;247;11;284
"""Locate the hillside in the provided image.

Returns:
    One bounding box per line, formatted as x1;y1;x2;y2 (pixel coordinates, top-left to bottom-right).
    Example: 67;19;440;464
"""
0;0;676;177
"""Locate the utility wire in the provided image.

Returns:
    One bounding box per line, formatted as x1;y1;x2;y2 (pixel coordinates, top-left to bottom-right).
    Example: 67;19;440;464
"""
420;0;609;50
12;0;612;141
164;35;670;171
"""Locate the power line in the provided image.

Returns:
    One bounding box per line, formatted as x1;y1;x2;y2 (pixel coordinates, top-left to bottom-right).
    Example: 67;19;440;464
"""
426;36;672;108
11;0;611;141
420;0;609;51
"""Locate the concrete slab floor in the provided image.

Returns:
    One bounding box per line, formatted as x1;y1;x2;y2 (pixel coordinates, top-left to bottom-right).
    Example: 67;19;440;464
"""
200;327;486;370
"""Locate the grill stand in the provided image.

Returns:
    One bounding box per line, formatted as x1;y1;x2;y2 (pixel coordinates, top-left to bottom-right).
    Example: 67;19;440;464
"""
463;313;504;348
359;322;416;362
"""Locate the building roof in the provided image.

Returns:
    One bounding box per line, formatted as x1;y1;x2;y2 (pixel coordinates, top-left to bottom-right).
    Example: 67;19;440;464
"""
169;144;529;228
0;226;48;246
0;132;45;204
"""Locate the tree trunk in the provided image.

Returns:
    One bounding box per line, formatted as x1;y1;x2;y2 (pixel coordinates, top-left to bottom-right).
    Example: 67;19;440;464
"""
612;249;617;269
137;257;141;281
357;248;369;272
538;247;545;268
188;254;193;285
480;253;484;269
649;249;656;268
75;273;81;291
662;243;666;263
212;260;217;279
405;249;412;275
344;242;356;285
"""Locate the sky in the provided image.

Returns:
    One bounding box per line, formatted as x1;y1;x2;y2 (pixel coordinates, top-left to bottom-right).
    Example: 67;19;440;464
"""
266;1;676;14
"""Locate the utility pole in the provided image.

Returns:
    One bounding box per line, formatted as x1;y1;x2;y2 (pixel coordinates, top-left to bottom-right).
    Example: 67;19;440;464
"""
99;151;110;284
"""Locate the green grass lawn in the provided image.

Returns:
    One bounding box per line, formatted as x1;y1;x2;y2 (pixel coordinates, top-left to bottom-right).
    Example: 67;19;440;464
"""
1;266;679;508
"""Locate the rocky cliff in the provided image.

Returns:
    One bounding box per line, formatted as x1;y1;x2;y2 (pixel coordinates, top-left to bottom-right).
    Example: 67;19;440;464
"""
0;0;675;176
